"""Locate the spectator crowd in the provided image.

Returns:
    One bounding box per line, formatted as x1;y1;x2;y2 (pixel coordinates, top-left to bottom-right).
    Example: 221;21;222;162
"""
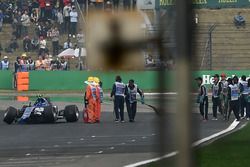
0;0;170;71
0;0;85;71
0;53;69;71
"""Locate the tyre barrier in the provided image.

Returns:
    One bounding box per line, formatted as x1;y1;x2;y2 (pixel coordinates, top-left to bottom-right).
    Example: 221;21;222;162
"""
16;72;29;91
16;96;29;102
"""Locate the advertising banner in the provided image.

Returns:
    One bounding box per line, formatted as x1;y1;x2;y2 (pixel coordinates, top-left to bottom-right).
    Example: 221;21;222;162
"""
193;70;250;87
159;0;250;9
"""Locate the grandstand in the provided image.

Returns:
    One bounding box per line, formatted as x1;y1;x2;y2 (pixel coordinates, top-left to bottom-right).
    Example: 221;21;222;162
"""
0;2;249;71
194;8;250;70
0;0;86;71
0;22;83;69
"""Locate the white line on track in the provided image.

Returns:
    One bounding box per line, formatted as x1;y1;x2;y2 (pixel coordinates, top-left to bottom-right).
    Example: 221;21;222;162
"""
96;151;103;154
124;119;240;167
239;123;247;129
108;147;115;150
192;119;239;147
124;151;179;167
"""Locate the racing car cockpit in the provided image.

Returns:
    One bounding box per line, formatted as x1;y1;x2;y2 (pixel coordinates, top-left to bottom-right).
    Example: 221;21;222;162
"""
34;97;50;107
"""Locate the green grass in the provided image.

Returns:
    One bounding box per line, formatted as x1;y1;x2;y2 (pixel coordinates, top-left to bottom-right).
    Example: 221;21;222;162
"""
143;123;250;167
195;123;250;167
142;157;176;167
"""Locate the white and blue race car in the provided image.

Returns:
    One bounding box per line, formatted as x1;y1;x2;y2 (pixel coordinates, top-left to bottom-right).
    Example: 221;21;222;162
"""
3;97;79;124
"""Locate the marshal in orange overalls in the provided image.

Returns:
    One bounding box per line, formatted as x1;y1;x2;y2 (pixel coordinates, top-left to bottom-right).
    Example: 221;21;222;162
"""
84;77;100;123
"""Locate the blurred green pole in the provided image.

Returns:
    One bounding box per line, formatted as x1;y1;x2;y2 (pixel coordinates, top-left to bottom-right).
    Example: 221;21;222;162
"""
175;0;193;167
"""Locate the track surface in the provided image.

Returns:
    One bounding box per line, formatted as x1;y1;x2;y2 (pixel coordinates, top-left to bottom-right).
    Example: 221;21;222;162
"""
0;96;236;167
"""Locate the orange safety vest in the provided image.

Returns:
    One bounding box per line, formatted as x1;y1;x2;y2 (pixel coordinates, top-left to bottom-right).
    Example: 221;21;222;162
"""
84;84;100;123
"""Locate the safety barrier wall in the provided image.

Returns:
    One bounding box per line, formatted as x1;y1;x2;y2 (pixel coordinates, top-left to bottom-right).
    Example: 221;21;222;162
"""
0;70;250;91
28;71;164;91
24;70;250;91
158;0;250;9
0;71;13;89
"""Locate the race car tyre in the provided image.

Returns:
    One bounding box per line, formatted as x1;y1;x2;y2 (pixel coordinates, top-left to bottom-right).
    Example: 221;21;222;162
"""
64;105;79;122
43;106;57;123
3;106;17;124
